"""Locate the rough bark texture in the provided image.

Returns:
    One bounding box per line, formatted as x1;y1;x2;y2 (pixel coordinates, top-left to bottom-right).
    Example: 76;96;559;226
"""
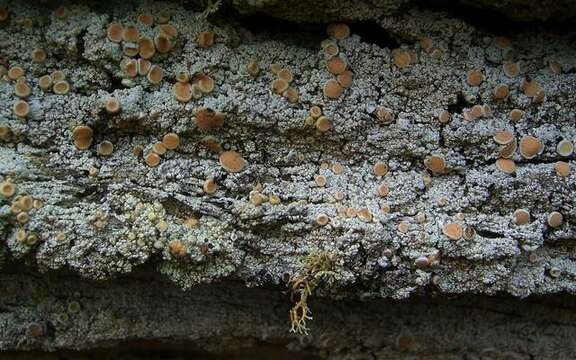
3;268;576;359
0;0;575;357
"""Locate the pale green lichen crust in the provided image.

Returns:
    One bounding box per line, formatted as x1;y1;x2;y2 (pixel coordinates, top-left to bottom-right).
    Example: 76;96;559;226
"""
0;0;574;315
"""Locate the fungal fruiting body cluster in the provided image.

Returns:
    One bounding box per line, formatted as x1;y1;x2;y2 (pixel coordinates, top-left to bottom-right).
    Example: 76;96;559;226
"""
0;1;574;340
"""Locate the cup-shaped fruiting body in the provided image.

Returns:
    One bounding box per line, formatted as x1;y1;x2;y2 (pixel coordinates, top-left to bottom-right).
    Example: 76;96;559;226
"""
53;80;70;95
377;183;389;196
160;24;178;38
321;38;336;49
152;142;167;155
16;212;30;224
323;79;343;99
247;61;259;77
443;223;462;240
324;43;339;57
337;70;353;88
314;175;327;187
496;159;516;174
14;80;31;98
0;125;11;140
283;87;299;103
509;109;524;122
270;63;283;75
219;150;246;173
197;31;214;49
15;228;27;243
175;70;190;83
358;208;373;222
462;225;476;240
249;191;265;206
154;33;173;53
316;213;330;226
122;59;138;78
203;178;217;194
373;161;389;177
162;133;179;150
375;107;393;123
19;195;33;211
494;36;512;49
97;141;114;156
195;73;214;94
493;130;514;145
556;140;573;157
104;98;121;114
397;222;409;233
51;70;65;82
523;80;541;98
136;59;151;76
122;25;139;43
72;125;93;150
31;48;47;63
123;43;139;58
392;49;410;68
493;84;509;99
327;23;350;40
132;145;144;157
172;82;192;102
138;14;154;26
13;100;30;118
467;69;483;86
107;23;123;42
549;267;561;278
425;155;446;173
315;116;331;132
332;163;343;174
195;107;224;131
519;135;542;159
147;65;163;85
503;62;520;77
145;152;160;167
498;138;517;159
326;56;347;75
0;180;15;197
414;212;426;224
414;256;429;268
547;212;563;228
555;161;570;177
138;36;156;59
512;209;530;225
420;37;433;51
464;105;485;121
8;66;24;80
309;106;322;119
168;239;187;258
271;79;289;95
38;75;53;90
157;14;170;24
33;199;43;209
277;68;293;83
437;110;451;124
269;194;281;205
333;191;344;201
